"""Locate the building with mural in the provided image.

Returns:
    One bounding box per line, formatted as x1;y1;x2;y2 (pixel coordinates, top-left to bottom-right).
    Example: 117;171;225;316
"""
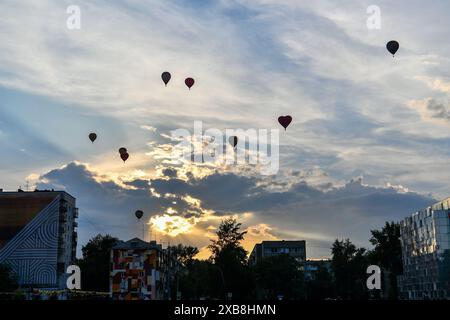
398;197;450;300
110;238;179;300
0;190;78;289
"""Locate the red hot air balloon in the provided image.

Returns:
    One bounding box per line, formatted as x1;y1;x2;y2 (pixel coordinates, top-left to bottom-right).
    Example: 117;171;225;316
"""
89;133;97;143
278;116;292;130
185;77;195;90
121;152;129;163
161;72;171;86
135;210;144;220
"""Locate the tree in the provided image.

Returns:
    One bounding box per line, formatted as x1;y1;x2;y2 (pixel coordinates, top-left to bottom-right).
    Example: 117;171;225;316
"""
208;218;247;263
367;221;403;299
252;254;304;299
331;239;368;300
78;234;119;292
305;263;335;300
168;244;200;300
178;260;223;300
0;263;18;292
208;218;253;299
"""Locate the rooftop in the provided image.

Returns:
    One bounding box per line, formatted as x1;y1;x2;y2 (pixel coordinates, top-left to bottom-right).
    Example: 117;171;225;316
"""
259;240;306;247
112;238;163;251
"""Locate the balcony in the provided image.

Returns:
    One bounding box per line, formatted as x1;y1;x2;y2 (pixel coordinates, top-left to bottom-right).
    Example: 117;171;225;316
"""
57;248;65;256
59;214;67;223
58;237;65;246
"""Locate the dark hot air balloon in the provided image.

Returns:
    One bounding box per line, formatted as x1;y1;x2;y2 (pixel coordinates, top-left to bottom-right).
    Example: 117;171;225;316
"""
278;116;292;130
386;40;399;57
121;152;129;162
161;72;171;86
119;147;127;155
185;77;195;90
89;133;97;143
135;210;144;220
229;136;238;148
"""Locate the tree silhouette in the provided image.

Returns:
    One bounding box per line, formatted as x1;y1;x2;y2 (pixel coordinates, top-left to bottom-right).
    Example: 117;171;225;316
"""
252;254;304;299
78;234;119;292
168;244;199;267
0;263;18;292
208;218;252;299
367;221;403;299
331;239;368;300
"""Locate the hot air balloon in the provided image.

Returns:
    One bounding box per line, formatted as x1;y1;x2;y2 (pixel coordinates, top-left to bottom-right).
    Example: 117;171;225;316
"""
229;136;238;148
386;40;399;57
88;133;97;143
119;147;127;155
135;210;144;220
121;152;129;163
278;116;292;130
185;77;195;90
161;72;171;86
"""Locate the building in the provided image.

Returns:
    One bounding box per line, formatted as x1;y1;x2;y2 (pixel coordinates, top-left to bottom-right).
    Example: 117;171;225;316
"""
249;240;306;266
110;238;179;300
397;197;450;300
304;259;332;281
0;189;78;289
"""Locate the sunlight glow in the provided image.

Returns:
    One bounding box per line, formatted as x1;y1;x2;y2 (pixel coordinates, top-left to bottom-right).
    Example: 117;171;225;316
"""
149;214;193;237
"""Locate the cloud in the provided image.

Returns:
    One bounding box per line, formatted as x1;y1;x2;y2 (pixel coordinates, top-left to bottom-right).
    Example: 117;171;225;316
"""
426;99;450;121
415;76;450;93
140;125;157;132
162;167;178;178
407;98;450;125
1;0;450;258
2;0;450;200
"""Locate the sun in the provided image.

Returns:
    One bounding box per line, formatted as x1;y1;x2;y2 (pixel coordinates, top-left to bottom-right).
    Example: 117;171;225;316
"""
149;214;193;237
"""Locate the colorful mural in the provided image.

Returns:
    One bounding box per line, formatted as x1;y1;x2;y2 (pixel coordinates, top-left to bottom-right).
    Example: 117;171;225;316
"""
110;238;170;300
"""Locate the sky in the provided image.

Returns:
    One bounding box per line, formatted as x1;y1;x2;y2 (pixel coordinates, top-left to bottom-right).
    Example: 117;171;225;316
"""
1;0;449;258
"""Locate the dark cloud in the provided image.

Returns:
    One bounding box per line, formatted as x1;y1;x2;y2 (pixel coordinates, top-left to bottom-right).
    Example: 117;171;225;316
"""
427;99;450;121
37;162;436;258
37;163;203;248
162;168;178;178
124;179;150;189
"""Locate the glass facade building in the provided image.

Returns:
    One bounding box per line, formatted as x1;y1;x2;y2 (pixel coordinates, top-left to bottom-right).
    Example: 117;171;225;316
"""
398;197;450;299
